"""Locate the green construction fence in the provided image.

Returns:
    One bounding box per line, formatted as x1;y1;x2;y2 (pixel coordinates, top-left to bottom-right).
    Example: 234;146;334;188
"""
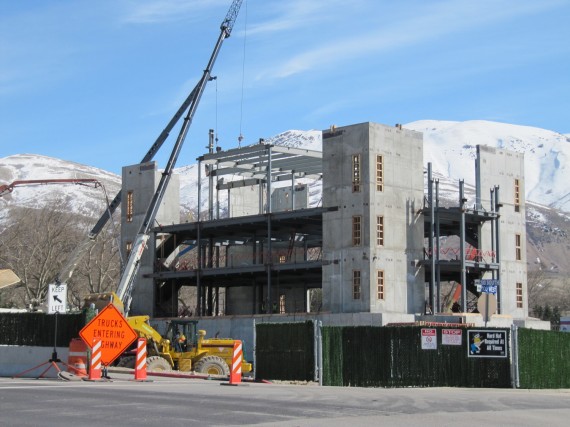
255;322;512;387
0;312;86;347
255;321;315;381
323;326;511;388
518;328;570;389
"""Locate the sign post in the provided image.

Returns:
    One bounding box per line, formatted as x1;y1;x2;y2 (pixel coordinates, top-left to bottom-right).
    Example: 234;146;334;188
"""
477;279;499;325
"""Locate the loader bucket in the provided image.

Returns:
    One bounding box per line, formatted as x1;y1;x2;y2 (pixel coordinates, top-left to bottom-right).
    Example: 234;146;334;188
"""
83;292;125;314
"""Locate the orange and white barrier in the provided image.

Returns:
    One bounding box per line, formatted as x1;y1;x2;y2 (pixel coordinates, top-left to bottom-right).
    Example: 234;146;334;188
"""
134;338;147;381
67;338;88;377
229;340;242;385
89;338;102;380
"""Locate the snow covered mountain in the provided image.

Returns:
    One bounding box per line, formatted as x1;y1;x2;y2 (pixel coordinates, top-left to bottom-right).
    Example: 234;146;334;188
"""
0;154;121;224
405;120;570;212
2;120;568;217
175;129;324;216
1;120;569;273
175;120;570;216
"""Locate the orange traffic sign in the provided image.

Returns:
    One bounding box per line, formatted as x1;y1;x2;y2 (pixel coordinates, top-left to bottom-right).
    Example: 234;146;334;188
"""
79;304;138;365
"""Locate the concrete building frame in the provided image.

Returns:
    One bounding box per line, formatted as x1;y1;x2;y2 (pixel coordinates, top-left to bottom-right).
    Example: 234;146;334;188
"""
123;122;529;323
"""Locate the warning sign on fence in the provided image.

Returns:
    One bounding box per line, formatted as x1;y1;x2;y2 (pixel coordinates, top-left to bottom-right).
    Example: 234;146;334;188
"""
421;328;437;350
467;330;507;358
442;329;462;345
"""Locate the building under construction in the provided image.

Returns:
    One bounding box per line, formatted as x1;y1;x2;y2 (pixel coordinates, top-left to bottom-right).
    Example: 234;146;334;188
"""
122;121;528;324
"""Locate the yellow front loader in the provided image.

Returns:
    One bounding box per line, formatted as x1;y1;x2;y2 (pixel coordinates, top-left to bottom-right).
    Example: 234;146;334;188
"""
115;316;252;376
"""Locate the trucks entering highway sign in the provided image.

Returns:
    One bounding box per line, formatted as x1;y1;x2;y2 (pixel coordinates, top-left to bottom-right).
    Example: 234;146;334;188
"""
79;304;137;365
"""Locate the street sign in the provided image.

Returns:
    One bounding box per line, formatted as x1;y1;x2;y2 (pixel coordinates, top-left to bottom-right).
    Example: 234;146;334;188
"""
467;330;507;358
47;283;67;314
478;279;499;295
79;304;138;365
421;328;437;350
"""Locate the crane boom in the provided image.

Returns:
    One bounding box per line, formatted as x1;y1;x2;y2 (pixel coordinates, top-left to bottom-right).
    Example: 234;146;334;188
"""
54;1;243;288
88;0;242;238
50;85;201;288
87;84;199;239
115;0;243;315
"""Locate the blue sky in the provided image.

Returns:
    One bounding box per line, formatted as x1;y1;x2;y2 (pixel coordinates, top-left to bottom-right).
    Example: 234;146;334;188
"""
1;0;569;175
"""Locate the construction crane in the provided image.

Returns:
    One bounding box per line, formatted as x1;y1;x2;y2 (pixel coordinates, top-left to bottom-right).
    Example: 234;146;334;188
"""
50;1;242;293
86;0;243;316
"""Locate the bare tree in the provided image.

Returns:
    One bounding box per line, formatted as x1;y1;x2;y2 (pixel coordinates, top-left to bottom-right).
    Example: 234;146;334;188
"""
0;200;83;309
528;264;570;317
527;266;553;313
0;199;121;310
68;227;121;309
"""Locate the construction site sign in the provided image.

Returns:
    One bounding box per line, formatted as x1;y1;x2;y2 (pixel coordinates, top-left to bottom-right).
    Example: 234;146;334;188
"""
442;329;462;346
79;304;137;365
467;330;507;358
421;328;437;350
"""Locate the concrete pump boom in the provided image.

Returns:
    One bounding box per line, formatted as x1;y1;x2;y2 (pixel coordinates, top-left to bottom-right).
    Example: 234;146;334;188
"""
0;178;112;288
0;178;101;197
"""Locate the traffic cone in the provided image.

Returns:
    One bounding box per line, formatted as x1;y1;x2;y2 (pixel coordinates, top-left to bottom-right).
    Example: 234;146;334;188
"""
134;338;147;381
229;340;242;385
88;338;102;380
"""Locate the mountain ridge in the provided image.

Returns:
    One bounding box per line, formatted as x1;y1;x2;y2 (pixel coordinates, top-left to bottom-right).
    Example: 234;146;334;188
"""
1;120;569;275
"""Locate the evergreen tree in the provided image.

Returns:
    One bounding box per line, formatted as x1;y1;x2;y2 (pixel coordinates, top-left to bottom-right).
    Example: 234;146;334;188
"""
551;306;561;326
542;305;552;321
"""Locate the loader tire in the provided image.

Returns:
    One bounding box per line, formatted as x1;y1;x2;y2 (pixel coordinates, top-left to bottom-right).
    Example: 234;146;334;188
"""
146;356;172;372
194;356;230;376
116;356;135;369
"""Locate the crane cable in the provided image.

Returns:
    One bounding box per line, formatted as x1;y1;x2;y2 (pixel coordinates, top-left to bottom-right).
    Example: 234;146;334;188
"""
237;0;248;148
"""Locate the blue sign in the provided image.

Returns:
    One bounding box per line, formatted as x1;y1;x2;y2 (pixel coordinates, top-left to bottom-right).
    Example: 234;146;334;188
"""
480;279;499;295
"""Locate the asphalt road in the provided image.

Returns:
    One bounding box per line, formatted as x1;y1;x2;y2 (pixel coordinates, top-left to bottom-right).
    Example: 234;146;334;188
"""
1;373;569;426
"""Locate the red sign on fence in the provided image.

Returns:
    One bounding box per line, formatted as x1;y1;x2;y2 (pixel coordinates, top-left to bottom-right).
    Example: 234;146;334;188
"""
442;329;463;346
421;328;437;350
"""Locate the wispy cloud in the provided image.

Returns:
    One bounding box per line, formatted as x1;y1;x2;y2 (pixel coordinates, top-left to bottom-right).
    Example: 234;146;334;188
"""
122;0;227;24
246;0;347;36
254;0;566;81
0;4;86;96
